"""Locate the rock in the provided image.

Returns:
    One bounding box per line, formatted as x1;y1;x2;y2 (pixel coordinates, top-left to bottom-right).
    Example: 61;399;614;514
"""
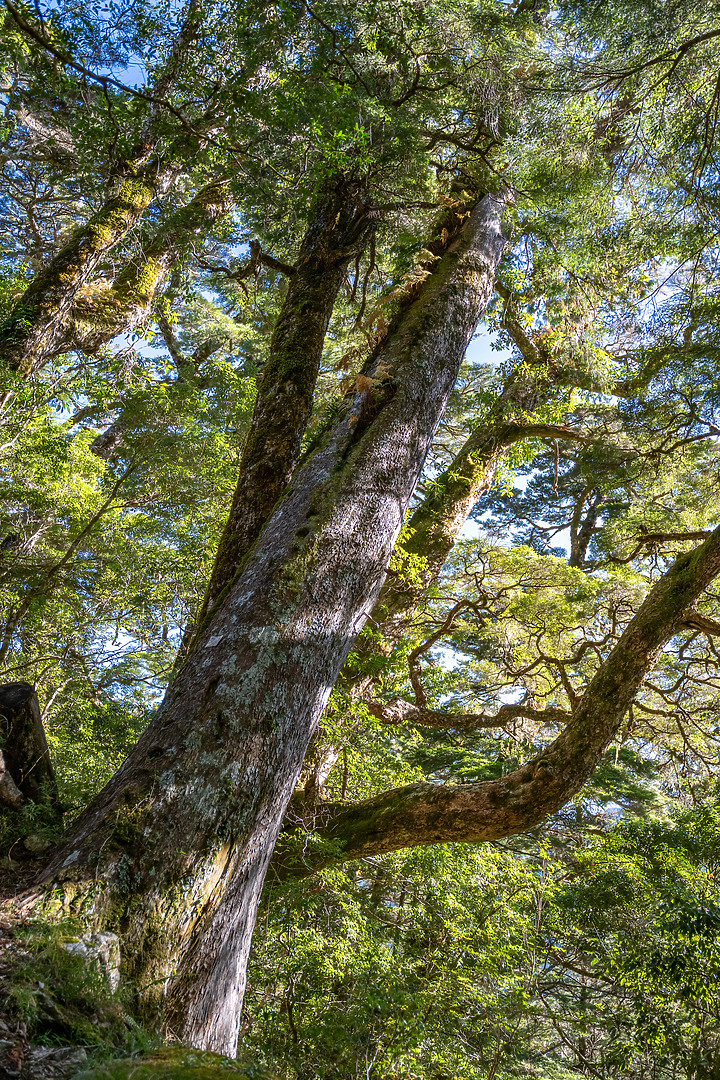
22;836;51;855
24;1046;87;1080
61;933;120;992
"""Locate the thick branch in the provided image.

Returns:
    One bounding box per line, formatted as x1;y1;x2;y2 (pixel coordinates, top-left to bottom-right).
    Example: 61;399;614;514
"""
276;526;720;872
186;180;379;645
569;488;603;568
682;612;720;637
606;529;714;565
69;179;232;354
0;162;177;376
347;372;580;676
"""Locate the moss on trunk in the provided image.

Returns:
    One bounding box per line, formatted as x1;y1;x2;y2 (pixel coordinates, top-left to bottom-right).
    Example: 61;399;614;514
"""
0;169;163;376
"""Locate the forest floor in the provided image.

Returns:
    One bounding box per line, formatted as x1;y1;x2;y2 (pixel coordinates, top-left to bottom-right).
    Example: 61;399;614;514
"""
0;847;277;1080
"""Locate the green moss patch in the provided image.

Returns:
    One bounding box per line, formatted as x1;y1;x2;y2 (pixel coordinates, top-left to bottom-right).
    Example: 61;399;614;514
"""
76;1046;276;1080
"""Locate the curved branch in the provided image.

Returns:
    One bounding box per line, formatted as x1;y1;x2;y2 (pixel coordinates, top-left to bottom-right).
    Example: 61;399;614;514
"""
276;525;720;874
605;529;714;566
196;242;296;282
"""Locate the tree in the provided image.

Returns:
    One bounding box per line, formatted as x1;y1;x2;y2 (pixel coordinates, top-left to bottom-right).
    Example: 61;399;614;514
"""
2;0;720;1062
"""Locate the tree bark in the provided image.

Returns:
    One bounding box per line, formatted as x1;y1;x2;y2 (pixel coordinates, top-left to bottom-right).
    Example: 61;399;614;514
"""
0;683;58;808
35;191;507;1056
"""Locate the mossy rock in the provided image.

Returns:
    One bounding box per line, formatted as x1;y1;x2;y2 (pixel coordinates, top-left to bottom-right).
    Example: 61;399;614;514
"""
76;1047;276;1080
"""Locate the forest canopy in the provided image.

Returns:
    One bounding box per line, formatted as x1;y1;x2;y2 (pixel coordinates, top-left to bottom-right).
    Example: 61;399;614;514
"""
2;0;720;1076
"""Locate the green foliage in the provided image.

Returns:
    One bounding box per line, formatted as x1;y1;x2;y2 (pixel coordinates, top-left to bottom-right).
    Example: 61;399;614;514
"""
248;802;720;1078
77;1046;276;1080
249;845;538;1079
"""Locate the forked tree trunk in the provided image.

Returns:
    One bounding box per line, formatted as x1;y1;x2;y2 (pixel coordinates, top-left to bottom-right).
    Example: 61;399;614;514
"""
36;192;507;1055
192;180;377;634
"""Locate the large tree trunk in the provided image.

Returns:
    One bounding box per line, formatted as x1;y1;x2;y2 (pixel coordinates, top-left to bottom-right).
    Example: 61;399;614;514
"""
36;191;507;1056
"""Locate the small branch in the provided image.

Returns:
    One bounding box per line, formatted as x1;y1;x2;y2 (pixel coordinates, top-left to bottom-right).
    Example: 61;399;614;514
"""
196;241;296;281
367;696;570;731
406;599;470;708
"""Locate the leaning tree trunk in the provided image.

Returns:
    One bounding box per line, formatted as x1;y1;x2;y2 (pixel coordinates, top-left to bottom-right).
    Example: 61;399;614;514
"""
36;191;506;1055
